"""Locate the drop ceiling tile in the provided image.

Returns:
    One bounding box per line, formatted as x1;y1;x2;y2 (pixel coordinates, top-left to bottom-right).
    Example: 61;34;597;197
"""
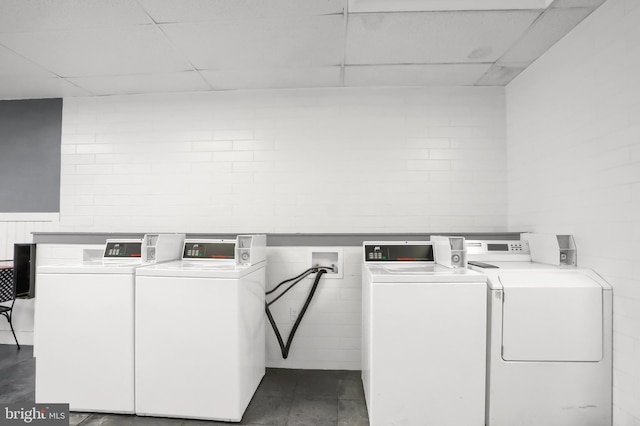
0;45;54;77
475;63;528;85
344;63;492;86
551;0;606;8
201;66;341;90
0;75;89;100
348;0;552;13
161;15;344;69
498;7;595;63
346;11;541;65
139;0;345;23
0;0;151;32
67;71;212;96
0;25;192;77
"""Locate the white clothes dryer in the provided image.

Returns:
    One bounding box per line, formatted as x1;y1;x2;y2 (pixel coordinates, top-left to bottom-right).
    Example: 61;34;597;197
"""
35;234;184;413
134;235;266;422
467;236;612;426
361;241;487;426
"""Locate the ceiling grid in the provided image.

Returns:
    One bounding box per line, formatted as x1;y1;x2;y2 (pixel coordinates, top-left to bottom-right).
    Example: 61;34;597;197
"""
0;0;608;99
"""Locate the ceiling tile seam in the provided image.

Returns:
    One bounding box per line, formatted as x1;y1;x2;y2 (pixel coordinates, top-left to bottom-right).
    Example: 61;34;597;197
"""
341;0;349;86
345;62;494;67
474;65;497;86
58;77;96;96
317;11;347;17
473;63;523;86
0;23;160;36
346;9;547;16
139;12;348;25
549;0;602;8
135;0;214;91
60;69;213;78
0;40;95;94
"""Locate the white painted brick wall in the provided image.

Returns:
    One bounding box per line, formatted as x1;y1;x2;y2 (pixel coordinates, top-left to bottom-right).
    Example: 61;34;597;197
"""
506;0;640;424
58;87;507;234
265;246;363;370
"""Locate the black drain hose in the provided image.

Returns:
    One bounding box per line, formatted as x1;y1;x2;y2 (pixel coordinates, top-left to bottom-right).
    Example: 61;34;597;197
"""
266;267;329;359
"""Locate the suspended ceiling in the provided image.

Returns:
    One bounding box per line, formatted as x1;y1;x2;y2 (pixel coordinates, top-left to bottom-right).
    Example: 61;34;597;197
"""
0;0;607;99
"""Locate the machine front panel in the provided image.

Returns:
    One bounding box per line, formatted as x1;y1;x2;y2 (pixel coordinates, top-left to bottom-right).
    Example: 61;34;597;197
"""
364;244;434;262
501;273;603;362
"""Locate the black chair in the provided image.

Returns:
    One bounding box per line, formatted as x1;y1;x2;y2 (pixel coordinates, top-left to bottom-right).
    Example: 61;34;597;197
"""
0;261;20;349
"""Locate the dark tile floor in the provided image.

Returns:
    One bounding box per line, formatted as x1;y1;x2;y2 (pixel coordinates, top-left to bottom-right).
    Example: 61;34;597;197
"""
0;345;369;426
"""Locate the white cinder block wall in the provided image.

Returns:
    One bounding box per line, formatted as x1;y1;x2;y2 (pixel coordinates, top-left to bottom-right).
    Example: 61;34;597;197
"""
266;246;363;370
10;86;506;368
59;87;506;234
506;0;640;424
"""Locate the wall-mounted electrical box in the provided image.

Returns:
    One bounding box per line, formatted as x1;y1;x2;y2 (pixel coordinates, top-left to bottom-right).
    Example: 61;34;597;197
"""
308;248;343;279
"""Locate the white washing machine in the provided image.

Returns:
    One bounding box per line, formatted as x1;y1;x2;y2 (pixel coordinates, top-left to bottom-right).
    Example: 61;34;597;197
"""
35;234;184;413
134;235;266;422
361;241;487;426
467;235;612;426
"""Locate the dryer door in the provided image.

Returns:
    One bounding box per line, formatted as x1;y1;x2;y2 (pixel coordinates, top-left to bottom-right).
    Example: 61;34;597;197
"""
500;271;603;362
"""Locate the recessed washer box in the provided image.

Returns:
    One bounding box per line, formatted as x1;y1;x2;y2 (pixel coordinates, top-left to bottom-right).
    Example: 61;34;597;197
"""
308;248;343;279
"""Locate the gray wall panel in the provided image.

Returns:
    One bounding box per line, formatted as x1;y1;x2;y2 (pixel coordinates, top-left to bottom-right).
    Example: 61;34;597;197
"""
31;232;521;246
0;98;62;212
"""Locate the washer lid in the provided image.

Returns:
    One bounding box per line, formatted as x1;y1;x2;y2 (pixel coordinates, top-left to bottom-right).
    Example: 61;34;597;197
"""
499;271;603;289
366;263;486;283
135;260;264;278
37;260;140;275
500;272;603;362
475;264;612;290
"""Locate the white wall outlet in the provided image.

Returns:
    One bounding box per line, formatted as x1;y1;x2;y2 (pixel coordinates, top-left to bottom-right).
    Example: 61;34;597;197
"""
290;307;299;321
308;248;343;279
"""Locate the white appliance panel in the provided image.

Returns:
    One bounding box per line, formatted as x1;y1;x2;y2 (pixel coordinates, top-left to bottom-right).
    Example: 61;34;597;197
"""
365;278;486;426
135;275;239;419
366;263;486;283
135;259;261;278
469;250;613;426
135;267;265;421
37;261;138;275
35;273;135;413
501;275;603;362
487;288;612;426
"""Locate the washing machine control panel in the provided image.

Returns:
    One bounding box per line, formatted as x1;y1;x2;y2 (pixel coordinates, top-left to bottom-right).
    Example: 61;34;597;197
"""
466;240;530;254
103;241;142;258
182;241;235;260
486;242;529;253
363;242;434;262
466;240;531;262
